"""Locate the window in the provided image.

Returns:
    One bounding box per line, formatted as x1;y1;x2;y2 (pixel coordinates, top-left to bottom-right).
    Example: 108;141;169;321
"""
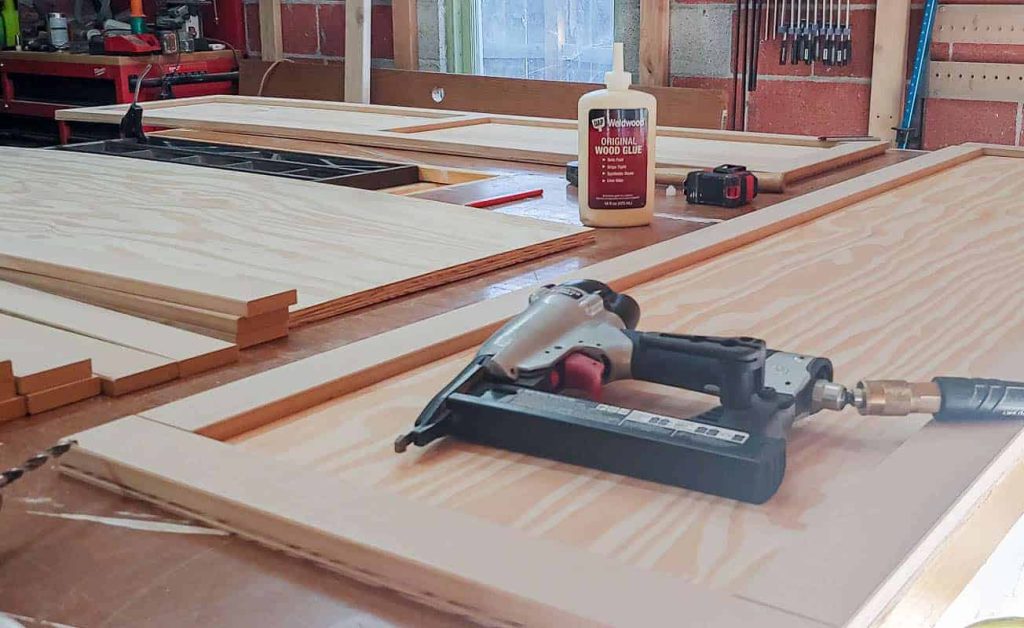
446;0;616;83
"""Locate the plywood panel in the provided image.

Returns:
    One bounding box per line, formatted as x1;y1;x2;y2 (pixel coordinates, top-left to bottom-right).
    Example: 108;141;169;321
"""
146;102;437;134
0;147;591;326
0;281;237;377
56;96;888;190
0;314;176;396
235;154;1024;624
409;121;823;171
61;146;1020;628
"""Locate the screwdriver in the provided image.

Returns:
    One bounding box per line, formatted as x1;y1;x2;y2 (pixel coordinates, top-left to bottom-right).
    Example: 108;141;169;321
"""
839;0;851;66
812;378;1024;421
779;0;790;63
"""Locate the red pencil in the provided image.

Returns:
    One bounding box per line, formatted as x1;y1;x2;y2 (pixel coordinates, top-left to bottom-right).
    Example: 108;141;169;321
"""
466;188;544;208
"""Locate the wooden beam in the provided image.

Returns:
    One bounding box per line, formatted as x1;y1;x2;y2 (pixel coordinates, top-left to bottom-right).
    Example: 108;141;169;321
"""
392;0;419;70
345;0;372;103
258;0;283;62
867;0;912;142
639;0;671;86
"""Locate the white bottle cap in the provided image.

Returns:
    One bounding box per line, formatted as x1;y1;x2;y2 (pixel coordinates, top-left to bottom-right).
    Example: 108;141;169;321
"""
605;42;632;91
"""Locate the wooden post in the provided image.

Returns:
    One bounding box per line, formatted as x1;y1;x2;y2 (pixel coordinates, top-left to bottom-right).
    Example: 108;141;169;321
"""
639;0;670;86
867;0;912;142
345;0;372;103
393;0;419;70
258;0;283;62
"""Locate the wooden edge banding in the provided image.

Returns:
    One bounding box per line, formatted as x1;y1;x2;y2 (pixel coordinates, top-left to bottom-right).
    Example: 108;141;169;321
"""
103;362;180;397
61;417;819;628
0;395;27;422
386;116;493;134
137;145;982;438
781;140;891;185
26;376;101;414
15;359;93;395
286;231;595;327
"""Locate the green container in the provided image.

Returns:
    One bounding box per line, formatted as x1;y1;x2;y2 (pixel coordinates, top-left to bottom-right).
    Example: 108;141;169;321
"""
1;0;19;49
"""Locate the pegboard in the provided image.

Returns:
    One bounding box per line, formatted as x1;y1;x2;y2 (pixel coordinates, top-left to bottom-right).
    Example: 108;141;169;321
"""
928;61;1024;101
933;5;1024;44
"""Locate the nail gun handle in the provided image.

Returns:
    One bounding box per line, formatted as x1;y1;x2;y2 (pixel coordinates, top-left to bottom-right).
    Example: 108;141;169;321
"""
933;377;1024;422
623;331;766;409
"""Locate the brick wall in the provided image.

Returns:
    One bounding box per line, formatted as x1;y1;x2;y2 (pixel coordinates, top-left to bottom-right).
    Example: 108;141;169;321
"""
243;0;396;63
669;1;922;135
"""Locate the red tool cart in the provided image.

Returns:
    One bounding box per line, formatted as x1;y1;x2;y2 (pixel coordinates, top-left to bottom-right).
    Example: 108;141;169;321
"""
0;49;237;143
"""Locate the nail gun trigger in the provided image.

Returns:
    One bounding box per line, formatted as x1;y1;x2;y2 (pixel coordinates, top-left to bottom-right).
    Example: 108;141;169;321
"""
560;352;606;401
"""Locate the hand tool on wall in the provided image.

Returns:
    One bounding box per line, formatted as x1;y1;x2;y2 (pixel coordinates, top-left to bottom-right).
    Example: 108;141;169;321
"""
779;0;789;63
748;0;761;91
839;0;851;66
800;0;812;64
822;0;833;65
790;0;801;65
395;281;1024;505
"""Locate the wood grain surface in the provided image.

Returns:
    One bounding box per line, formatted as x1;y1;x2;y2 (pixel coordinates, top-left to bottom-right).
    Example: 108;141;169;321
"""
0;359;13;399
0;314;177;396
0;136;918;628
0;339;92;395
408;120;821;171
56;96;886;186
0;147;591;326
232;154;1024;624
0;395;26;421
0;281;237;377
25;376;101;414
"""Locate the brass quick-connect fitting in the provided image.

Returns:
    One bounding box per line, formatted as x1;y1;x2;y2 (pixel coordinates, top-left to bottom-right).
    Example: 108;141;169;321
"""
812;379;943;416
853;380;942;416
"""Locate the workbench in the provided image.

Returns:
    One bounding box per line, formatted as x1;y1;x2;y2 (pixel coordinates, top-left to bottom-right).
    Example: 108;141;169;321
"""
0;138;982;627
0;50;237;143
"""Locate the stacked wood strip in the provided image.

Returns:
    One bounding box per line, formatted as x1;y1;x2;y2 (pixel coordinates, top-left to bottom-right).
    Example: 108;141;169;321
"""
0;359;26;421
0;314;173;397
0;284;241;416
0;339;97;416
0;270;287;348
0;281;238;376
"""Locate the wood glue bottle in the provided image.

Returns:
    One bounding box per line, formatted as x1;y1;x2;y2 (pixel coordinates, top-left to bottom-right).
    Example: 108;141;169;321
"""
577;42;657;227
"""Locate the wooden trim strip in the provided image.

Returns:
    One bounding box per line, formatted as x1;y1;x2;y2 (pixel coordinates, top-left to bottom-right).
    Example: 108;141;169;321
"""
344;0;372;104
867;0;912;142
392;0;419;70
61;416;821;628
138;145;982;438
639;0;671;86
258;0;283;62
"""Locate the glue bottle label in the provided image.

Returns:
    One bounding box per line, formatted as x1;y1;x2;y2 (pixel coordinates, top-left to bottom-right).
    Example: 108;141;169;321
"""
587;108;649;209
